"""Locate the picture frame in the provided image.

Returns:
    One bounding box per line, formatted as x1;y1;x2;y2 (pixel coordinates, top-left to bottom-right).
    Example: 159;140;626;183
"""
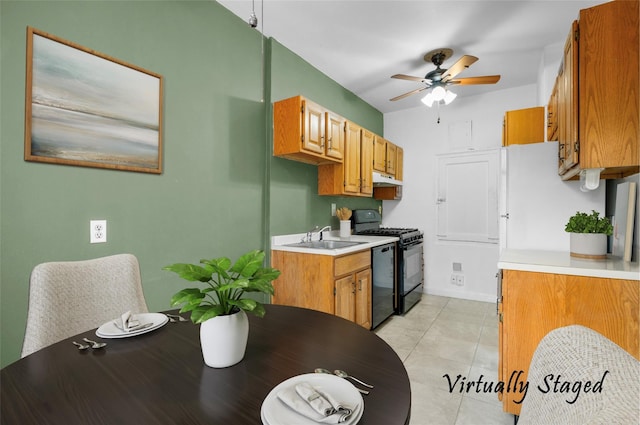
24;27;163;174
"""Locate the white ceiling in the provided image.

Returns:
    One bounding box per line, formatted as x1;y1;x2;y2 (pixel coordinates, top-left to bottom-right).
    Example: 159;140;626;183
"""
217;0;603;114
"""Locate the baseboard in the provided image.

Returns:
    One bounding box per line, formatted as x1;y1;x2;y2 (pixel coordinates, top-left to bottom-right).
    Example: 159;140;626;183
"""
423;286;496;303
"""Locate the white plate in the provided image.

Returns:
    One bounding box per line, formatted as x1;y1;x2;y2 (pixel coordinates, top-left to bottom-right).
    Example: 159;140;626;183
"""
261;373;363;425
96;312;169;339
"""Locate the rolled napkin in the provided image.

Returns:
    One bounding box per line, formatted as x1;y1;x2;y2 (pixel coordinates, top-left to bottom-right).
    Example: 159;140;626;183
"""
277;382;353;423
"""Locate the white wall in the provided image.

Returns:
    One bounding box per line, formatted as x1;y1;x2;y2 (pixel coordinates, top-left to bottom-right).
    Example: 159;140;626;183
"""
537;41;563;107
383;84;541;302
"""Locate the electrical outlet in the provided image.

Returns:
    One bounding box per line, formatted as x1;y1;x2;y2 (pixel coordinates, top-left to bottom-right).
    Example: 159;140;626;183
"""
90;220;107;243
450;273;465;286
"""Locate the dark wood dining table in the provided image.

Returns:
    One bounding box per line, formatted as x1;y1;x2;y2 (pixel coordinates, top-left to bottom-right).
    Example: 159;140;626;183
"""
1;304;411;424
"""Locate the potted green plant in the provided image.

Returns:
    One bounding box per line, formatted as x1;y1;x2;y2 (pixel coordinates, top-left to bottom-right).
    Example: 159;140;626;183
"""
163;249;280;368
565;210;613;259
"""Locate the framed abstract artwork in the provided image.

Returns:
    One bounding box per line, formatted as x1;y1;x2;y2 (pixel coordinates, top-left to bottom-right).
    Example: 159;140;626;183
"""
24;27;163;174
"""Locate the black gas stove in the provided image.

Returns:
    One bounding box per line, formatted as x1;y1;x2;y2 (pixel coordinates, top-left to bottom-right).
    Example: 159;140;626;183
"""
351;210;423;247
351;209;424;316
355;227;423;246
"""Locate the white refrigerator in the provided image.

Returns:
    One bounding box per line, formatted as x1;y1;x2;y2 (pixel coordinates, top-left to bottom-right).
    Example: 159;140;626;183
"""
499;141;605;253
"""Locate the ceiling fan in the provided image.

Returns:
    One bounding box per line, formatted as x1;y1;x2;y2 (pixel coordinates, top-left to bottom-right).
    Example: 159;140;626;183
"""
390;48;501;103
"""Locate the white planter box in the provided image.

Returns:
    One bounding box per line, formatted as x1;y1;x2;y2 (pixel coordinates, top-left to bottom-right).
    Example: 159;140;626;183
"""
569;233;608;259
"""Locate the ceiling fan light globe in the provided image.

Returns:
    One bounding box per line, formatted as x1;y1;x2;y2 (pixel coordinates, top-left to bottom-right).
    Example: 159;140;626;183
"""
432;86;446;101
421;92;435;107
444;90;457;105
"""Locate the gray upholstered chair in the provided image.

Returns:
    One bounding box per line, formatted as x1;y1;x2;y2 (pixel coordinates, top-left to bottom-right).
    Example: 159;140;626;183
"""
518;325;640;425
21;253;149;357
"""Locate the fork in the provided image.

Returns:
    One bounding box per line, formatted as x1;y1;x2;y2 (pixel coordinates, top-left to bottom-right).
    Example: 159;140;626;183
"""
165;313;187;322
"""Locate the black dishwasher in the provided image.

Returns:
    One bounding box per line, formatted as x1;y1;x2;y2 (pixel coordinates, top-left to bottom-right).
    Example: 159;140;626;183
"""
371;242;396;329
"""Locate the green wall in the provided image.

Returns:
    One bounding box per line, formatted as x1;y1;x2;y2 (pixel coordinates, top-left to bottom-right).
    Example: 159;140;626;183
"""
0;0;382;367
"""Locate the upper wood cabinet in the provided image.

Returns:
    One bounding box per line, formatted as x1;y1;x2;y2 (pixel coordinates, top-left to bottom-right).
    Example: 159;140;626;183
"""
546;78;558;142
373;136;387;172
318;121;373;197
396;146;403;181
273;96;344;165
360;129;374;196
556;1;639;180
373;146;404;201
273;95;404;198
373;136;398;176
386;142;397;176
558;20;579;175
502;107;545;146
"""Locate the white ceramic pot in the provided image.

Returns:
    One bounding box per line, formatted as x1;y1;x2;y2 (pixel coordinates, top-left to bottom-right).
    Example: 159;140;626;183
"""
199;309;249;368
340;220;351;238
569;233;607;259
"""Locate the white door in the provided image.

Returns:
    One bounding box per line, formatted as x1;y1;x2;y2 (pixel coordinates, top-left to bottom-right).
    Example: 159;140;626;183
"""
436;149;500;244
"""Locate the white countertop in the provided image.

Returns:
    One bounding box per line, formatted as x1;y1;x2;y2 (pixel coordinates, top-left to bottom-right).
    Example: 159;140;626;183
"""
498;249;640;280
271;232;398;256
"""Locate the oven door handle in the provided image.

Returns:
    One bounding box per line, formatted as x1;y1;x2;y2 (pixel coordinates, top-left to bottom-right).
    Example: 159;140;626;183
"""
402;242;423;250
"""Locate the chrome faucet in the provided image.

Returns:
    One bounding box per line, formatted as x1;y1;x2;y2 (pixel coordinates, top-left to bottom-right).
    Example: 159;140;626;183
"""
317;225;332;240
304;225;332;242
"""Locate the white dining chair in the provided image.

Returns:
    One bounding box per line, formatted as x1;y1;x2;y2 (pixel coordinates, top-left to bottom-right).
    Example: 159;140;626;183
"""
21;253;149;357
518;325;640;425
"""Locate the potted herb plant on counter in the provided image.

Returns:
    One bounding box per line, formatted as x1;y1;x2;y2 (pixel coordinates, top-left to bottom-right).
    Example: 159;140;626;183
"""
565;210;613;259
163;250;280;368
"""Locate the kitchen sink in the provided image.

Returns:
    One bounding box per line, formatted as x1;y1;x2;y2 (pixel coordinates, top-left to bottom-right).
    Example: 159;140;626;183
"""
284;240;367;250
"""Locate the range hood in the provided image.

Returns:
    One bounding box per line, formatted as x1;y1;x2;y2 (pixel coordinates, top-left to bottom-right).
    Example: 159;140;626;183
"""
372;171;403;187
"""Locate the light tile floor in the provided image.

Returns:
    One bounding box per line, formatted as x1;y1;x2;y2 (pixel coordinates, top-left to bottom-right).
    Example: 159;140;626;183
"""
374;295;515;425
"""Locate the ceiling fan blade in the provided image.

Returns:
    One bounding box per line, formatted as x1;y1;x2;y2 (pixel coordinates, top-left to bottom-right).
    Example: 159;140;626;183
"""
390;87;428;101
391;74;428;83
449;75;501;85
441;55;478;82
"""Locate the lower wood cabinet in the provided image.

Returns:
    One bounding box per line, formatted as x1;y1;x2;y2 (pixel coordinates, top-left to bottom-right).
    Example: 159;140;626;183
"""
271;249;372;329
335;267;371;329
498;269;639;415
